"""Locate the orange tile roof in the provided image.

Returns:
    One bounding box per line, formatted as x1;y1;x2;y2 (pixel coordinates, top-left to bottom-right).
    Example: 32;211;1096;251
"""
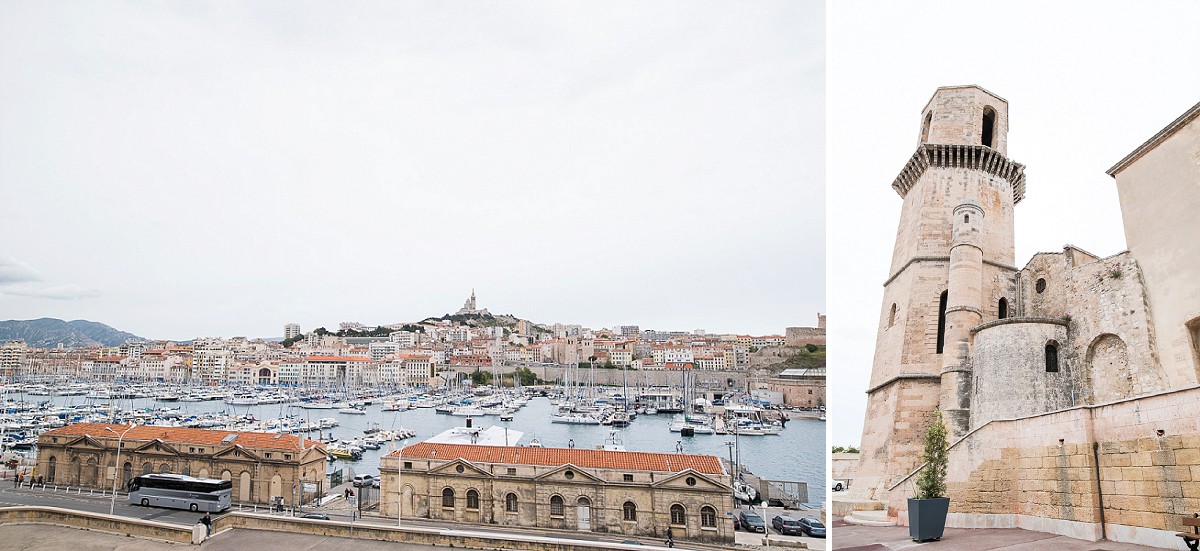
389;442;724;475
307;356;371;362
42;423;323;452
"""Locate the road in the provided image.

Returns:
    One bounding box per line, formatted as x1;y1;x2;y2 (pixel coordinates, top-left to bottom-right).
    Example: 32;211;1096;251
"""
0;483;209;526
0;484;826;549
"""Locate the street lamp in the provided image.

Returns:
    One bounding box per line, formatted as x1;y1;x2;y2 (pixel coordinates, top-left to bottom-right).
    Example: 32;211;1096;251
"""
104;424;136;515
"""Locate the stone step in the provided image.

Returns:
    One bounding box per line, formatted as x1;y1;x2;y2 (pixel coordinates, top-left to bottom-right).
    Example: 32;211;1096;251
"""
844;508;897;527
831;497;885;517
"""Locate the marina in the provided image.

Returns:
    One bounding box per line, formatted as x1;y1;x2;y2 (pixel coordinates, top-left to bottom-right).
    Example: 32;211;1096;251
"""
0;382;824;505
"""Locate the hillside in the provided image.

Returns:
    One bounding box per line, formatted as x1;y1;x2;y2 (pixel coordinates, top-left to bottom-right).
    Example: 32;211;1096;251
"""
0;318;146;348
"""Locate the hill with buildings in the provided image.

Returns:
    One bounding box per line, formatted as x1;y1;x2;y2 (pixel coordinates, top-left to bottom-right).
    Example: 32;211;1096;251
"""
0;318;145;348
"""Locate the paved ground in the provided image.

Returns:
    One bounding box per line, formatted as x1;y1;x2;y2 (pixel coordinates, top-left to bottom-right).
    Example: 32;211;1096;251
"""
734;503;827;549
0;524;449;551
832;517;1166;551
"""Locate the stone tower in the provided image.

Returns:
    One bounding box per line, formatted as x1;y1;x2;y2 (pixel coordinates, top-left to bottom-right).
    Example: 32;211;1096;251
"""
852;86;1026;500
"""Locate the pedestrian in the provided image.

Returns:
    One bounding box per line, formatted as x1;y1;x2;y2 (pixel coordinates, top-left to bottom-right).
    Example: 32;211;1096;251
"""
199;511;211;537
12;473;17;488
16;473;21;488
665;527;674;548
36;475;42;486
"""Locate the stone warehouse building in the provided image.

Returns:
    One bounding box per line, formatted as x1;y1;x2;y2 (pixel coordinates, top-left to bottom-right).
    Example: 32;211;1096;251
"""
379;442;733;543
848;86;1200;548
36;423;328;507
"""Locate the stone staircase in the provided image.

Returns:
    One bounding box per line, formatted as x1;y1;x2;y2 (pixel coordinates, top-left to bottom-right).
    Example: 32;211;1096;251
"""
832;498;897;527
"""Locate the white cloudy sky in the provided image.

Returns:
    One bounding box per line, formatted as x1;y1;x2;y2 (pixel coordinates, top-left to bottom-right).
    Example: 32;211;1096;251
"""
828;1;1200;446
0;1;825;341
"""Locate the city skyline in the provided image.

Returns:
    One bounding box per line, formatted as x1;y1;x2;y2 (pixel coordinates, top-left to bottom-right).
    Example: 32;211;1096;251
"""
0;2;825;342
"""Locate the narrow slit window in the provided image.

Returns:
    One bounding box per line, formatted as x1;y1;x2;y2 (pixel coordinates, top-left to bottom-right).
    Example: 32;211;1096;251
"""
982;107;996;147
1045;342;1059;372
936;291;948;354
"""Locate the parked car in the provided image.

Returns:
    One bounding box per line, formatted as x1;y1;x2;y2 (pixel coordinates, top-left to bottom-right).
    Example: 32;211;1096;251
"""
352;474;375;487
831;479;845;492
798;517;826;538
372;478;380;488
738;510;766;533
301;513;330;520
771;515;803;535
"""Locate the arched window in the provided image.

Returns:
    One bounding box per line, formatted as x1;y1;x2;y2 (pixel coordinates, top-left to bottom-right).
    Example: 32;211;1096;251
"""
159;463;170;474
622;501;637;521
670;504;686;526
998;298;1008;320
700;506;717;528
982;107;996;148
921;111;932;143
1036;278;1047;294
142;462;153;475
1046;342;1060;372
550;495;564;517
505;492;518;513
181;466;191;476
441;487;455;509
466;489;479;510
936;291;948;354
888;303;897;327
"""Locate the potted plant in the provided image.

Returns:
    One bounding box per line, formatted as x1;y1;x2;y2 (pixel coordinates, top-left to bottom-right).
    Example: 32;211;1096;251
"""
908;408;950;542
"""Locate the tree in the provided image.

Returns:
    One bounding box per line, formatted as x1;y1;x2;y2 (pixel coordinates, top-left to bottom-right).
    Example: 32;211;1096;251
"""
805;343;819;353
832;445;860;454
513;367;541;386
914;408;949;499
281;334;305;348
469;370;493;386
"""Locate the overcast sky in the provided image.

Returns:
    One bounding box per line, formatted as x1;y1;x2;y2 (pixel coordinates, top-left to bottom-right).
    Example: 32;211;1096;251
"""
828;1;1200;446
0;1;825;341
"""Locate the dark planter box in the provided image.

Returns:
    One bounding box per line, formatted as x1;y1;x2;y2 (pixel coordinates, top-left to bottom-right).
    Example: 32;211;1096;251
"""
907;497;950;542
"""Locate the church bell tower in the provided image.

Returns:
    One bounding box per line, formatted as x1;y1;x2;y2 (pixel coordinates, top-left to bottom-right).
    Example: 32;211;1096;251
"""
852;86;1026;501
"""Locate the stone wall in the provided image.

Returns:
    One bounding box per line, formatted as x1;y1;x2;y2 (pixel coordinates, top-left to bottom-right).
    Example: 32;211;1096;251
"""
1020;251;1165;403
1109;104;1200;389
832;452;859;488
850;377;940;501
885;386;1200;549
445;365;746;391
785;325;826;347
0;506;192;543
969;319;1072;429
763;377;825;408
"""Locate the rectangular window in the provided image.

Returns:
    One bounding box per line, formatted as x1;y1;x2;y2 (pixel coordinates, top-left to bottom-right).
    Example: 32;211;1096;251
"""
623;474;634;482
507;468;517;476
404;461;412;470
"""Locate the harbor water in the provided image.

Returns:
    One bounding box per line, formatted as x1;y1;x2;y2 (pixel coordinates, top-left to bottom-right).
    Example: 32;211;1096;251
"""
10;392;825;505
